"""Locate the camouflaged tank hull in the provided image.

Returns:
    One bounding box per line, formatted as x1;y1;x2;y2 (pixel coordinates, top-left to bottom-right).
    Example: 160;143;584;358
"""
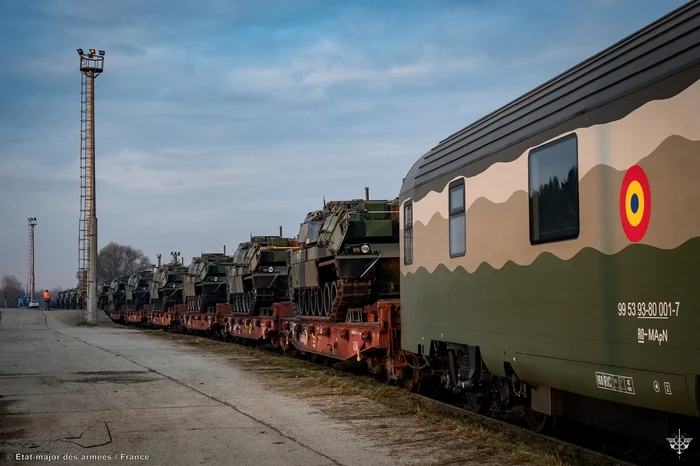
399;43;700;417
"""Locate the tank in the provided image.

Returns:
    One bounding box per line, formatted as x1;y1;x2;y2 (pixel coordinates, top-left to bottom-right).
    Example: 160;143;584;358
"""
125;270;153;311
97;282;110;311
107;276;129;312
183;252;233;313
288;190;400;321
66;288;80;309
150;258;188;311
56;291;65;309
227;233;298;316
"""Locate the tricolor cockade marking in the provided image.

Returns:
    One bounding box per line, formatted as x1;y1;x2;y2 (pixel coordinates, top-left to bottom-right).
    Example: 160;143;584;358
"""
620;165;651;243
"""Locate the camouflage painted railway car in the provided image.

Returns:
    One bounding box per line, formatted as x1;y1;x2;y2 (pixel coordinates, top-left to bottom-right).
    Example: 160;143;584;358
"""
399;1;700;436
227;234;298;316
126;270;153;311
288;192;400;322
183;253;232;313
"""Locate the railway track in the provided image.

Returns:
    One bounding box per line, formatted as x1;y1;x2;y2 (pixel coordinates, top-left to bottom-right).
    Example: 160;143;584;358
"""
410;394;638;466
128;322;700;466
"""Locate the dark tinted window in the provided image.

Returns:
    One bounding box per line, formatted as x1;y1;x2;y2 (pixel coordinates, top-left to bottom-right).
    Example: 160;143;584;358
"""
449;179;465;257
528;134;580;244
403;201;413;265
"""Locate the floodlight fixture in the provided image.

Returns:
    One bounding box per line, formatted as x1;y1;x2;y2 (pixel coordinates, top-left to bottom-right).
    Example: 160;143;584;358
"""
99;50;105;56
77;48;83;55
89;48;96;54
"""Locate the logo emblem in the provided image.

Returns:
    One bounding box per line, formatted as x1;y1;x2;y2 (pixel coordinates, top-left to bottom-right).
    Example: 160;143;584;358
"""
667;429;692;457
620;165;651;242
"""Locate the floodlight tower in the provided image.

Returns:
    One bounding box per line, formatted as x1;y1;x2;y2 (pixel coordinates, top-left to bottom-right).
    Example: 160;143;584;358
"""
77;48;105;323
27;217;37;301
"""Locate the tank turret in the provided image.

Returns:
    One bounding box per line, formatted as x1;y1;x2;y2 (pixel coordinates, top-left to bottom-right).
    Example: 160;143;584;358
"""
149;256;188;312
227;233;298;316
107;276;129;312
125;270;153;311
288;191;400;321
183;252;233;313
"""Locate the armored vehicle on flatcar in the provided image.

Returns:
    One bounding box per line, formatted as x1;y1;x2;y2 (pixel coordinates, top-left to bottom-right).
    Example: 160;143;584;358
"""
183;253;233;313
126;270;153;311
66;289;80;309
228;233;298;316
288;189;400;322
150;256;188;312
56;290;66;309
97;282;110;311
108;276;129;312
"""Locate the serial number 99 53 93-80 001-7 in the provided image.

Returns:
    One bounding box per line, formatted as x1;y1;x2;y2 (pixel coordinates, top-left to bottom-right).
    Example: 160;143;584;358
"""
617;301;680;319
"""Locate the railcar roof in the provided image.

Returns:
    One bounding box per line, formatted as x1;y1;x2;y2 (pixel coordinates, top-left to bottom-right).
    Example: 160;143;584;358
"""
400;0;700;198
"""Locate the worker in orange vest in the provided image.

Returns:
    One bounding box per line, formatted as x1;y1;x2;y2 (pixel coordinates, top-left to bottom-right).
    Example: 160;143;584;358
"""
43;290;50;310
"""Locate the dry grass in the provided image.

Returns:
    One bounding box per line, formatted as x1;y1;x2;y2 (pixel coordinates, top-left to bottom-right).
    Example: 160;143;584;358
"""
144;329;616;466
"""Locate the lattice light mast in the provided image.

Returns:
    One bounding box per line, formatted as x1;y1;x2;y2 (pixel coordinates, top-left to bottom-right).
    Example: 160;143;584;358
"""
77;48;105;323
27;217;37;301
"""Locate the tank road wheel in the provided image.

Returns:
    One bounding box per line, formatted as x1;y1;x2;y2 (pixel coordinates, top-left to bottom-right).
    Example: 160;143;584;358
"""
246;291;254;314
466;393;493;416
524;405;557;433
309;289;316;316
300;289;307;316
313;288;321;316
196;295;203;312
330;281;337;311
322;283;331;317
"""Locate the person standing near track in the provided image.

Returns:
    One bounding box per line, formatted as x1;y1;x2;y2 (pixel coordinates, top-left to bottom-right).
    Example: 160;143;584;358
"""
43;289;51;310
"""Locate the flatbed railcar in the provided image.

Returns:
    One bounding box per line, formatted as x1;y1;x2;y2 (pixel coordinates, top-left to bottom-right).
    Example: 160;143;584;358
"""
103;0;700;445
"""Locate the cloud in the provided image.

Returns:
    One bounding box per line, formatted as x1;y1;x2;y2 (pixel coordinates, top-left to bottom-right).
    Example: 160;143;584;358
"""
0;0;689;289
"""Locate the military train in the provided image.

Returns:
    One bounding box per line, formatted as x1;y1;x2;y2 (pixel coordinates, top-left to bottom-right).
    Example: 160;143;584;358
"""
54;1;700;445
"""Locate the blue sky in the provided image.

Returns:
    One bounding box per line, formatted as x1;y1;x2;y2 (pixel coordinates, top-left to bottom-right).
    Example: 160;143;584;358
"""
0;0;688;289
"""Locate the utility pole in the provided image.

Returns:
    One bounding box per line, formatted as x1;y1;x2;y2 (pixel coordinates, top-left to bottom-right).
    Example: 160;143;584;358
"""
28;217;37;302
77;48;105;323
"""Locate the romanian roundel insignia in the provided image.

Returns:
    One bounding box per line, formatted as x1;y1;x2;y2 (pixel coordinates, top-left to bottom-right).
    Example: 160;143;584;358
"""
619;165;651;243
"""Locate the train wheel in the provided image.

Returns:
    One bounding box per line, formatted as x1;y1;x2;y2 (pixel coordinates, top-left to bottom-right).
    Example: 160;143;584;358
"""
402;375;418;392
466;393;493;415
524;405;557;433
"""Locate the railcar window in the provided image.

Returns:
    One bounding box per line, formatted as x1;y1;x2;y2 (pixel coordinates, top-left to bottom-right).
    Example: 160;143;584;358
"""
449;179;466;257
403;201;413;265
528;133;580;245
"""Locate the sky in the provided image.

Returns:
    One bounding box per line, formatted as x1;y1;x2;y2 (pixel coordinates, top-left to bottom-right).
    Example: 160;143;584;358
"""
0;0;688;290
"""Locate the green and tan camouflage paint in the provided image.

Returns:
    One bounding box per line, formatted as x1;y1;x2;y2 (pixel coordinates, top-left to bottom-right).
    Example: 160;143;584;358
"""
399;76;700;416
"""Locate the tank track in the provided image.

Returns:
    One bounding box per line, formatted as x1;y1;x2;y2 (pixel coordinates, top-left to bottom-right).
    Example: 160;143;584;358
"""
295;279;371;322
231;288;276;316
